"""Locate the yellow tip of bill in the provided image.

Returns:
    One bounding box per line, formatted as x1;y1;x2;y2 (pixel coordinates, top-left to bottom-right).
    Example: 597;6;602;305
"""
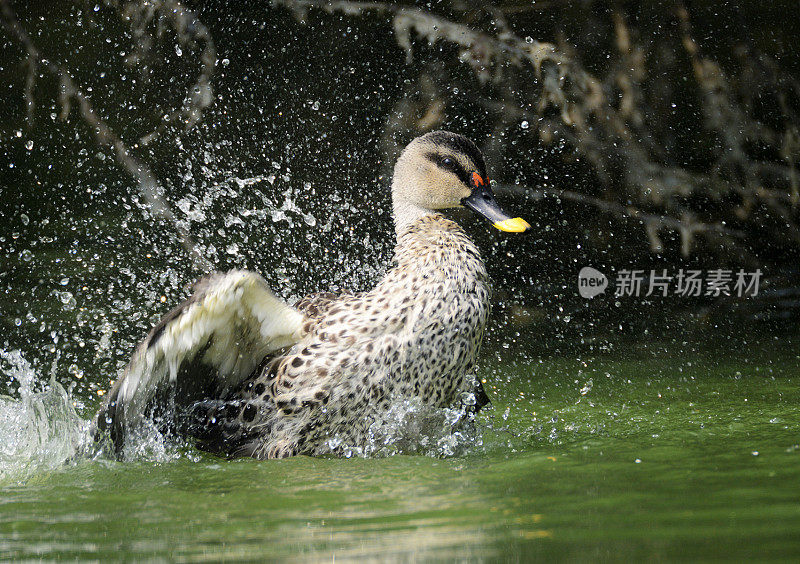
493;217;531;233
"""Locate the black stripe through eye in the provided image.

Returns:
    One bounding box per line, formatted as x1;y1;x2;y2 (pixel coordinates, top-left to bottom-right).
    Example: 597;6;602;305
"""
424;152;471;186
426;131;487;177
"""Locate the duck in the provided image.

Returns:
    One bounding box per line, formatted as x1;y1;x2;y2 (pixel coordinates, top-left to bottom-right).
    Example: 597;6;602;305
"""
93;131;530;459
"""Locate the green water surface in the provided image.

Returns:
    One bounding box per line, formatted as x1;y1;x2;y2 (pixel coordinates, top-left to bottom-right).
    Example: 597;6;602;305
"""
1;337;799;561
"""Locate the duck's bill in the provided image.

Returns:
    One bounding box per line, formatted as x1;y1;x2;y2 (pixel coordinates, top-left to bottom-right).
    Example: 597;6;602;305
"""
462;184;531;233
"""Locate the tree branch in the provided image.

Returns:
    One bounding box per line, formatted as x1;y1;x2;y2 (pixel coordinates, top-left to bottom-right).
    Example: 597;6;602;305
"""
1;0;213;272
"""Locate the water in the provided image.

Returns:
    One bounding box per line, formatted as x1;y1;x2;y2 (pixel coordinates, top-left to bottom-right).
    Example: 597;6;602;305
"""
1;335;798;560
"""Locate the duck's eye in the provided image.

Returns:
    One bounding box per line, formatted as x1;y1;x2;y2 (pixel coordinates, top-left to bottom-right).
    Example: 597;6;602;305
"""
442;157;454;167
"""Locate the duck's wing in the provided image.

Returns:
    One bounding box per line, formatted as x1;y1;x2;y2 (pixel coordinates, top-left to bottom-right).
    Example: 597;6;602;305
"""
162;289;361;458
94;270;304;451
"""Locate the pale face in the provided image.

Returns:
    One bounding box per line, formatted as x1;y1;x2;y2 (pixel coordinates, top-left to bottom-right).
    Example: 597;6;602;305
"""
392;132;488;210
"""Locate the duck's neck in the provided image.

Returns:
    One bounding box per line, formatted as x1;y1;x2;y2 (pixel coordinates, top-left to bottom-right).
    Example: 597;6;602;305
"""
392;199;437;237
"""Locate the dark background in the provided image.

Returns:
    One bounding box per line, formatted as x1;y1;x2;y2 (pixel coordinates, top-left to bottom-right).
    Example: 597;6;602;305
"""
1;0;798;404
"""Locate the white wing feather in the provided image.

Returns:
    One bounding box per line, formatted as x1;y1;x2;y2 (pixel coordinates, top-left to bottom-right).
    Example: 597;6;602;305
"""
101;270;303;438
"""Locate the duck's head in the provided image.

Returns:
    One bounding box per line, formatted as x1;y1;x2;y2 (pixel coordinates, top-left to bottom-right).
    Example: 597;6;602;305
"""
391;131;530;233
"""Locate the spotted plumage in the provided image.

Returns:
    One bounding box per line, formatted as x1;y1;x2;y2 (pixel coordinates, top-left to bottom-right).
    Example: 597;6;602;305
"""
93;131;529;459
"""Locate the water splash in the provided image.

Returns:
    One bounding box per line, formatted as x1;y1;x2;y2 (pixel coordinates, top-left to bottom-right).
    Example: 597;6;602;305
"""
0;349;90;482
0;344;491;475
320;396;485;459
0;347;201;476
113;420;201;464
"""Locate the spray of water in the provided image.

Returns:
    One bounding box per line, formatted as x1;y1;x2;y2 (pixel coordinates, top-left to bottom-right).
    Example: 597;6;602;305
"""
320;396;485;459
0;349;90;481
0;345;497;475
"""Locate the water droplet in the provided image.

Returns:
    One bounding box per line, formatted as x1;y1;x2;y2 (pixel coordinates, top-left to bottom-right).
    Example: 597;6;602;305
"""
520;120;529;130
25;140;34;151
60;278;70;286
59;291;76;310
175;45;183;56
20;214;29;226
221;58;230;67
525;36;533;43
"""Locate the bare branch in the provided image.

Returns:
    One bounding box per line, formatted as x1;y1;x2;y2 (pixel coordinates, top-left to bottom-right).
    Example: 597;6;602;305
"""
101;0;217;145
277;0;799;259
1;0;213;272
496;183;744;257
